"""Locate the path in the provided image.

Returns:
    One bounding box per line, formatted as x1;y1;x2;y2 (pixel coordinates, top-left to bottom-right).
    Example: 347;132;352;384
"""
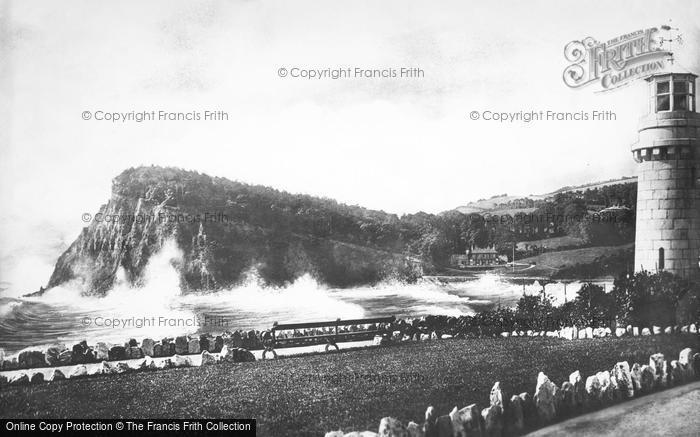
527;381;700;437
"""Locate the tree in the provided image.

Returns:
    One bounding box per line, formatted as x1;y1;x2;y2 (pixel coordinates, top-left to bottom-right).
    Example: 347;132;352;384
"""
611;271;695;327
574;283;614;327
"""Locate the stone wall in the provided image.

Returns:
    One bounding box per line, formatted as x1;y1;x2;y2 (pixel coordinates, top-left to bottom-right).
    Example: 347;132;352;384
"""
324;346;700;437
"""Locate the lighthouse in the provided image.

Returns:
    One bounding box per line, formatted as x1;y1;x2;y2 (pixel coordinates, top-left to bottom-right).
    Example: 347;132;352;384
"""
632;72;700;279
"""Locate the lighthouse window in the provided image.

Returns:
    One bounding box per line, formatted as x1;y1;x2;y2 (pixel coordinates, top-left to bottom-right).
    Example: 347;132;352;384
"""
656;81;670;111
672;80;693;111
673;81;688;93
658;247;665;271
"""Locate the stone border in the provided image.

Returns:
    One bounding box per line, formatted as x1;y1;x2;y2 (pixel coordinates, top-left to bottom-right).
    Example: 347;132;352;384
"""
0;323;696;373
324;347;700;437
0;346;255;386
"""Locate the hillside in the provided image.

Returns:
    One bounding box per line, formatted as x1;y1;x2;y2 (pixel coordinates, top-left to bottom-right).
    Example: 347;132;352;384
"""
46;166;424;294
42;167;640;295
455;176;637;215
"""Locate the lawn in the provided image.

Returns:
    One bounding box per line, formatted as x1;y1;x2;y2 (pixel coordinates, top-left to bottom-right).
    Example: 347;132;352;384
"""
1;334;697;436
513;244;633;277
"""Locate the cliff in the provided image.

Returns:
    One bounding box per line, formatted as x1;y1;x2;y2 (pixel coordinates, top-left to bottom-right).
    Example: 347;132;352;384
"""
46;166;423;295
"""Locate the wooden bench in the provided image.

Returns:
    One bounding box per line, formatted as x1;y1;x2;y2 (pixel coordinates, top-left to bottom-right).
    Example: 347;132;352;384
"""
261;316;396;359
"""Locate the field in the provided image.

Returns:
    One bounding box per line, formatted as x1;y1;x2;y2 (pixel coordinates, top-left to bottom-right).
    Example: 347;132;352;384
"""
1;335;697;436
511;244;633;278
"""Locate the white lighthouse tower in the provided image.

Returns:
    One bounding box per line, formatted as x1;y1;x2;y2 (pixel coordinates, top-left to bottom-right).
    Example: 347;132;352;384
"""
632;72;700;279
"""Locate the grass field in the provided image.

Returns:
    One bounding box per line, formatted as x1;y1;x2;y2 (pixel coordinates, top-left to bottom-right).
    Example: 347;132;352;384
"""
1;334;697;436
513;243;633;277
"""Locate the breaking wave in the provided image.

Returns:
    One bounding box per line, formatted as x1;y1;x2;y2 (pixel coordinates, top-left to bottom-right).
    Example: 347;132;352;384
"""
0;240;610;354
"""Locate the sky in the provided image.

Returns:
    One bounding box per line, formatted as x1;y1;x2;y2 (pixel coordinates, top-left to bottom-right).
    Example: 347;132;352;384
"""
0;0;699;293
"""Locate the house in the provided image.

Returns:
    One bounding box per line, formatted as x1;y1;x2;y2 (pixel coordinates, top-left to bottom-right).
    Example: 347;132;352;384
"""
450;245;500;268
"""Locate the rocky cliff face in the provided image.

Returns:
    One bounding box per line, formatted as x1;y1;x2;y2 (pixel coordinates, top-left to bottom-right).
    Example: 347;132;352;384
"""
47;167;422;295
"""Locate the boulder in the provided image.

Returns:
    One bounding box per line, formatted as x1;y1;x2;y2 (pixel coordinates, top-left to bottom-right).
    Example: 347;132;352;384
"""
155;358;173;370
114;362;130;374
141;339;155;357
664;326;673;335
490;381;504;408
670;360;684;385
690;323;697;334
220;346;255;363
199;335;211;353
641;328;651;336
18;349;46;368
406;422;423;437
534;372;557;424
585;327;593;338
585;375;601;408
95;342;110;361
126;347;144;360
47;369;66;381
435;415;452;437
481;405;503;437
378;417;407;437
96;361;114;375
626;325;633;335
649;353;668;389
633;327;639;336
175;336;189;355
507;395;524;433
519;392;537;428
615;328;626;337
153;343;164;357
559;382;575;417
569;370;586;407
201;350;217;365
652;326;661;335
630;363;642;394
83;348;96;363
45;344;68;366
678;348;697;379
639;365;655;393
69;365;88;378
135;357;156;371
325;432;344;437
2;355;18;370
612;361;634;398
30;372;45;384
172;355;192;368
160;339;173;356
9;372;29;385
231;331;244;348
597;371;615;404
108;346;126;361
213;336;224;353
681;325;689;333
448;404;481;437
422;406;437;437
188;338;201;355
71;343;87;364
